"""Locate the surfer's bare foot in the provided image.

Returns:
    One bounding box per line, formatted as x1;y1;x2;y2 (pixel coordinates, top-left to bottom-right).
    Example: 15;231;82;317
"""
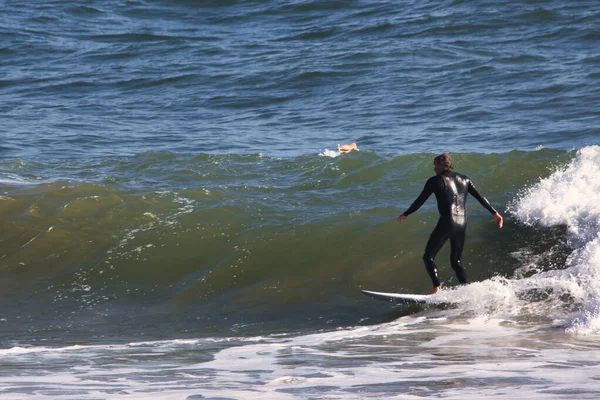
429;286;441;294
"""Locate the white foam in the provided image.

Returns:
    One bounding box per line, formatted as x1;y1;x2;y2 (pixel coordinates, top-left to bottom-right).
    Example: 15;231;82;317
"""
0;336;266;359
319;149;341;158
1;316;600;399
510;146;600;334
511;146;600;244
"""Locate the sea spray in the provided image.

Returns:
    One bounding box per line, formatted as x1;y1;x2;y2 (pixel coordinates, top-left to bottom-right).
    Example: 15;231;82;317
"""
510;146;600;334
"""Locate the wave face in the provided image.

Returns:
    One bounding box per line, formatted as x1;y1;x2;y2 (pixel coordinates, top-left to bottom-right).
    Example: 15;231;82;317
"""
3;147;596;341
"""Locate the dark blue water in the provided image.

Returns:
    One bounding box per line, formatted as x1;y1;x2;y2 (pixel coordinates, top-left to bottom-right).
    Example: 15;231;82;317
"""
2;0;598;159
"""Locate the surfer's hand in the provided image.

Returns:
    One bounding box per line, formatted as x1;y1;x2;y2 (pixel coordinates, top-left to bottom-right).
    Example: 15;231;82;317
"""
493;212;503;228
397;215;407;224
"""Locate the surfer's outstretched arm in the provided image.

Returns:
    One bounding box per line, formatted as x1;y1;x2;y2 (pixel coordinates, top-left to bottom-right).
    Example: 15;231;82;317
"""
398;178;435;223
468;181;503;228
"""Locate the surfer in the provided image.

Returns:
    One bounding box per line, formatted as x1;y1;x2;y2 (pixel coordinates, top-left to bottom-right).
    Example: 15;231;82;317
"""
338;143;359;154
397;153;503;294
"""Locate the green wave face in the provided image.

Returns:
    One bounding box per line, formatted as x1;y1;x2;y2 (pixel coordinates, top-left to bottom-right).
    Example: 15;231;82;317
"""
0;148;578;338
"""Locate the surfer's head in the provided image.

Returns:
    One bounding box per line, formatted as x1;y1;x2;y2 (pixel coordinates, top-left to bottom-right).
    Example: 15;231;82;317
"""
433;153;453;174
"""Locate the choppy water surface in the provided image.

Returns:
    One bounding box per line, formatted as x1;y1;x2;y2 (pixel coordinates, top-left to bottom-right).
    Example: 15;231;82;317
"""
2;0;599;158
2;0;600;398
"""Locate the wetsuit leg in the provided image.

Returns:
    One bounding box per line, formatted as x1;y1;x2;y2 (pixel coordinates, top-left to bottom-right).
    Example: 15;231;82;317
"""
449;223;467;284
422;219;451;288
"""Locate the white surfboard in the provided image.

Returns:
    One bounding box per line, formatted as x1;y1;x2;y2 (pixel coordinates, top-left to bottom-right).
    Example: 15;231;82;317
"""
361;289;431;304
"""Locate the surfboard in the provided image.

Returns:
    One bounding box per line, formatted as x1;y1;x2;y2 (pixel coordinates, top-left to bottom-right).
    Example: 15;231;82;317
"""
361;289;431;304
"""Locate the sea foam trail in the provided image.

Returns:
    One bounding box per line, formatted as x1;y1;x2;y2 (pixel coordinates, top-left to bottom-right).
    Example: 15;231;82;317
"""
510;146;600;334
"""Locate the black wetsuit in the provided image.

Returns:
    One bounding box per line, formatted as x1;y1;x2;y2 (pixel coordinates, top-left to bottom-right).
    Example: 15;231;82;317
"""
402;170;497;288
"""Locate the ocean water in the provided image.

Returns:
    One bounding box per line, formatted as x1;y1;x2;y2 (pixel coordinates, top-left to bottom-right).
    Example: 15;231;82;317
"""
1;0;600;398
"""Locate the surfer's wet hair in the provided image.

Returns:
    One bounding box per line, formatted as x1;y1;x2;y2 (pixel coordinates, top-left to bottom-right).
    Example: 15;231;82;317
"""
434;153;454;171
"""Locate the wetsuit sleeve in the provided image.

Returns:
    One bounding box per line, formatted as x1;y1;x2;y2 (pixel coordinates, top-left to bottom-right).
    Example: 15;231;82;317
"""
402;178;434;216
468;181;498;215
